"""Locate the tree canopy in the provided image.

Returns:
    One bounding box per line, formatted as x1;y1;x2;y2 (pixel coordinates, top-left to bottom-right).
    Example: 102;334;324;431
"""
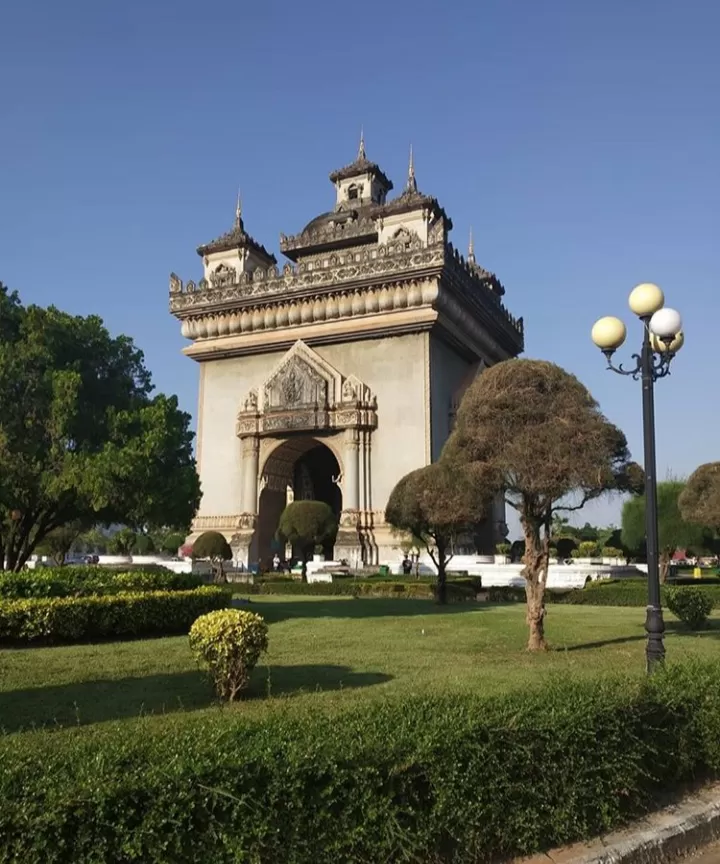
0;284;201;571
679;463;720;532
446;358;641;649
385;460;488;603
622;480;709;581
192;531;232;582
277;501;337;580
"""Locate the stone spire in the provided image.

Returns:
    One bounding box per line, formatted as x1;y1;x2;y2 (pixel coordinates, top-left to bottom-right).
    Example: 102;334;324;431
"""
406;145;418;193
468;227;476;264
234;188;243;229
358;127;366;161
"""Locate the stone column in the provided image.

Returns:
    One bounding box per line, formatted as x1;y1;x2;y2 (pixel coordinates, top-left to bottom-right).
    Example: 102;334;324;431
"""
343;428;360;511
241;436;260;514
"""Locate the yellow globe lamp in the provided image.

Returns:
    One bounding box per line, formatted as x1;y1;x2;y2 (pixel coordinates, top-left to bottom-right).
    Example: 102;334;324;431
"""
628;282;664;317
591;316;627;352
650;330;684;354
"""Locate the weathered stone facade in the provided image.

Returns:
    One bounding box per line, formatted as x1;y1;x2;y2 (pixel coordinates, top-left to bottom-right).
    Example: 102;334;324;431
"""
170;140;524;568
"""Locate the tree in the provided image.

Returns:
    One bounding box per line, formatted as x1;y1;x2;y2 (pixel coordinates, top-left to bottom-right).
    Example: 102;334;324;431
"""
159;532;186;557
108;527;137;556
132;533;156;555
622;480;708;582
0;285;201;571
679;463;720;539
446;359;641;651
385;461;488;603
35;520;86;565
192;531;232;582
277;501;337;581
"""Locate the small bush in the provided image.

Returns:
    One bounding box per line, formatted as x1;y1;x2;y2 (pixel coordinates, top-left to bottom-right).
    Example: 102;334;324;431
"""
572;541;601;559
496;543;511;556
666;586;714;629
0;566;202;599
601;546;624;558
189;609;269;701
0;587;232;644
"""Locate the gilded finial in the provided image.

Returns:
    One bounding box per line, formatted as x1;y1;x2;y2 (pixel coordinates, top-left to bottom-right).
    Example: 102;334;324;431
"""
358;127;366;160
234;188;243;228
406;145;417;193
468;227;475;264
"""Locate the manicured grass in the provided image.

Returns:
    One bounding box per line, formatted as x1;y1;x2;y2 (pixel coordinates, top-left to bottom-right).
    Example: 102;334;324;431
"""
0;595;718;736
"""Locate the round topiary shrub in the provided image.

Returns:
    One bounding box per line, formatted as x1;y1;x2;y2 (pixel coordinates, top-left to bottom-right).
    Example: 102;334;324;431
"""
665;586;714;630
189;609;268;701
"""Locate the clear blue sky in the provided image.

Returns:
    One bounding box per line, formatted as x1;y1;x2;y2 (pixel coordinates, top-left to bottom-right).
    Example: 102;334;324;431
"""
2;0;718;530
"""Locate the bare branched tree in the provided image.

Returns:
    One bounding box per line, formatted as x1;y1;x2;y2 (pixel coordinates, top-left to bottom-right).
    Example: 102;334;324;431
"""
446;359;641;650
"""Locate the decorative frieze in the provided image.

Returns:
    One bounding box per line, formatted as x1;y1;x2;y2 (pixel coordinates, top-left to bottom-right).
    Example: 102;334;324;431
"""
170;239;444;314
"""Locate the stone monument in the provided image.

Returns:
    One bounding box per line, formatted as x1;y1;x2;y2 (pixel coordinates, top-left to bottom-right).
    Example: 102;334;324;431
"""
169;136;524;568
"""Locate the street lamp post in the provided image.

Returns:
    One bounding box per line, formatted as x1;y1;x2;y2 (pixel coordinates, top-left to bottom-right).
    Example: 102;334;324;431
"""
591;283;684;674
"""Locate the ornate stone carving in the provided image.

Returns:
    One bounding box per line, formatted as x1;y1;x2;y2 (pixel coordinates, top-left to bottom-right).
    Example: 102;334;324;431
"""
235;341;378;437
169;272;182;293
243;389;258;412
265;357;328;411
209;263;237;287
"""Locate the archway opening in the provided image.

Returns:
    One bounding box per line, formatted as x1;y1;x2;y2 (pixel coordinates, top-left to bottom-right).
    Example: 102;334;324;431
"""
257;437;342;570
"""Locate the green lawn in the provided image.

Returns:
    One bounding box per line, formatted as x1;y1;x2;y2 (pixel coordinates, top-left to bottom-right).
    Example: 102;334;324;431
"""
1;595;718;736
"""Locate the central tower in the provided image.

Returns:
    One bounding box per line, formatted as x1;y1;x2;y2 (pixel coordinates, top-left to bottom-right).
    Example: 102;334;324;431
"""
169;138;524;568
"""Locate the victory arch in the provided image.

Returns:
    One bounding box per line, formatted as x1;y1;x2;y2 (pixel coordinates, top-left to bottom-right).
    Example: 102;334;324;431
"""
169;138;524;568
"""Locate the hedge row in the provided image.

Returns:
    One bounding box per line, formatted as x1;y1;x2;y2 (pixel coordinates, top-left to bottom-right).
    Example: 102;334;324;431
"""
0;566;202;599
242;580;475;601
1;662;719;863
0;586;232;644
564;578;720;608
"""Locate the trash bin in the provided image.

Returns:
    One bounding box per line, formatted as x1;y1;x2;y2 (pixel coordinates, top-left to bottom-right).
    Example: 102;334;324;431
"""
378;564;390;577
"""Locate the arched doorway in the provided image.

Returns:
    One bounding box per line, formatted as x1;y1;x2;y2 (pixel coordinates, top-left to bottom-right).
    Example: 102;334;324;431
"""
257;437;342;569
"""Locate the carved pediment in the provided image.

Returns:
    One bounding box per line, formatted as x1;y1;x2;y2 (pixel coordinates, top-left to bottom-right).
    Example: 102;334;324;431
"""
236;340;377;436
262;341;340;411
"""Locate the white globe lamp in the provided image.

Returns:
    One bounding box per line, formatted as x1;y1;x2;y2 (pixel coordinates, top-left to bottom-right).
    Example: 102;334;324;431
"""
649;307;682;340
629;283;664;317
591;316;627;352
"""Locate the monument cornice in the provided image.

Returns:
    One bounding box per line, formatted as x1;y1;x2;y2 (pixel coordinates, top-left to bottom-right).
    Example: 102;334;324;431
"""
170;239;522;351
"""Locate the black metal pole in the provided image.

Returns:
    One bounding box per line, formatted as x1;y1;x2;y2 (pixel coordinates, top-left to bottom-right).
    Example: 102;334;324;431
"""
641;319;665;672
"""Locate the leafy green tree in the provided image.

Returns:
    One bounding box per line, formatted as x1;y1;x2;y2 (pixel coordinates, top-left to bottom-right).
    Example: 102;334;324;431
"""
192;531;232;582
386;461;489;604
622;481;709;582
108;527;137;556
0;284;201;571
34;520;86;565
159;532;186;557
446;359;641;651
132;533;156;555
277;501;337;581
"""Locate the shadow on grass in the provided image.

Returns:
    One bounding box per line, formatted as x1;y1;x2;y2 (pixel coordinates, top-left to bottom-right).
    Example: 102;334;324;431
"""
561;618;720;652
0;664;391;734
234;596;483;623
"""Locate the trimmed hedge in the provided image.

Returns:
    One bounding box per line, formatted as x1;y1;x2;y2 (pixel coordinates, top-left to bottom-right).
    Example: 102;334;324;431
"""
0;663;719;862
0;586;232;644
0;566;202;599
565;578;720;608
243;580;475;601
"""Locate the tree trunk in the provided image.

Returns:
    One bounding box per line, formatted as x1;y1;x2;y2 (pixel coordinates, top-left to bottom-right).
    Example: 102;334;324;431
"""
659;549;671;584
301;553;308;583
436;556;447;605
522;513;549;651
